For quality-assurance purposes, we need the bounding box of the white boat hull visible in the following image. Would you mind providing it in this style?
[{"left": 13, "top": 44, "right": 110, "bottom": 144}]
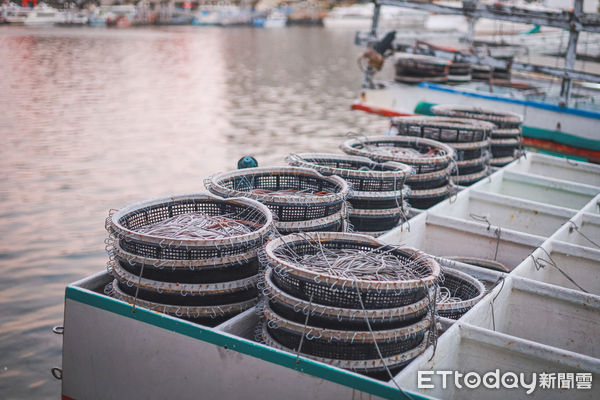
[{"left": 356, "top": 81, "right": 600, "bottom": 158}]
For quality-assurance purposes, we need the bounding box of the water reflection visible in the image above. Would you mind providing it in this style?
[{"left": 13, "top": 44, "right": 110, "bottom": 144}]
[{"left": 0, "top": 25, "right": 388, "bottom": 399}]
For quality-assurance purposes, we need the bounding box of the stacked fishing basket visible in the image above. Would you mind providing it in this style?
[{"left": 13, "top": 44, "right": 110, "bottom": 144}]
[
  {"left": 340, "top": 136, "right": 456, "bottom": 209},
  {"left": 104, "top": 193, "right": 274, "bottom": 326},
  {"left": 431, "top": 105, "right": 524, "bottom": 167},
  {"left": 394, "top": 53, "right": 450, "bottom": 83},
  {"left": 390, "top": 116, "right": 495, "bottom": 187},
  {"left": 205, "top": 167, "right": 350, "bottom": 234},
  {"left": 285, "top": 153, "right": 414, "bottom": 236},
  {"left": 256, "top": 232, "right": 441, "bottom": 379}
]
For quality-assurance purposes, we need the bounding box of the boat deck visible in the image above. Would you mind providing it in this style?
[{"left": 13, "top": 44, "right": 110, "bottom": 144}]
[{"left": 61, "top": 153, "right": 600, "bottom": 399}]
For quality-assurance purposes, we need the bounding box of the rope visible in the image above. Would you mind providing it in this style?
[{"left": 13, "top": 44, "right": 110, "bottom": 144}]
[
  {"left": 356, "top": 286, "right": 415, "bottom": 400},
  {"left": 530, "top": 248, "right": 588, "bottom": 293},
  {"left": 296, "top": 293, "right": 314, "bottom": 365},
  {"left": 569, "top": 221, "right": 600, "bottom": 249}
]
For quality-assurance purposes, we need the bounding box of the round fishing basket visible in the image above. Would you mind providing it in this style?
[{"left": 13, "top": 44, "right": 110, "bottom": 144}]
[
  {"left": 430, "top": 105, "right": 523, "bottom": 130},
  {"left": 436, "top": 268, "right": 486, "bottom": 320},
  {"left": 261, "top": 301, "right": 430, "bottom": 360},
  {"left": 260, "top": 323, "right": 427, "bottom": 379},
  {"left": 108, "top": 280, "right": 255, "bottom": 327},
  {"left": 205, "top": 167, "right": 350, "bottom": 234},
  {"left": 106, "top": 194, "right": 274, "bottom": 261},
  {"left": 395, "top": 53, "right": 450, "bottom": 83},
  {"left": 263, "top": 232, "right": 441, "bottom": 309},
  {"left": 390, "top": 116, "right": 494, "bottom": 143},
  {"left": 285, "top": 153, "right": 414, "bottom": 210},
  {"left": 341, "top": 136, "right": 456, "bottom": 175},
  {"left": 261, "top": 268, "right": 431, "bottom": 330}
]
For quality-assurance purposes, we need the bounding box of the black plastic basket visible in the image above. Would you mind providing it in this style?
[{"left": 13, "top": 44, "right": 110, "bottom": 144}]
[
  {"left": 285, "top": 153, "right": 413, "bottom": 211},
  {"left": 106, "top": 194, "right": 273, "bottom": 261},
  {"left": 264, "top": 232, "right": 440, "bottom": 309},
  {"left": 390, "top": 116, "right": 494, "bottom": 143},
  {"left": 206, "top": 167, "right": 349, "bottom": 233},
  {"left": 395, "top": 53, "right": 449, "bottom": 81},
  {"left": 341, "top": 136, "right": 456, "bottom": 174},
  {"left": 262, "top": 268, "right": 431, "bottom": 330},
  {"left": 431, "top": 105, "right": 523, "bottom": 130},
  {"left": 262, "top": 302, "right": 430, "bottom": 360}
]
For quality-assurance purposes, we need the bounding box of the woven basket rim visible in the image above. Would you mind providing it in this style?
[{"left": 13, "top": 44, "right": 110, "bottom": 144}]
[
  {"left": 431, "top": 105, "right": 523, "bottom": 125},
  {"left": 263, "top": 301, "right": 430, "bottom": 342},
  {"left": 206, "top": 166, "right": 350, "bottom": 205},
  {"left": 348, "top": 207, "right": 407, "bottom": 217},
  {"left": 349, "top": 186, "right": 411, "bottom": 200},
  {"left": 264, "top": 268, "right": 431, "bottom": 319},
  {"left": 408, "top": 184, "right": 452, "bottom": 197},
  {"left": 395, "top": 52, "right": 451, "bottom": 65},
  {"left": 110, "top": 260, "right": 258, "bottom": 294},
  {"left": 341, "top": 136, "right": 456, "bottom": 166},
  {"left": 285, "top": 152, "right": 415, "bottom": 180},
  {"left": 451, "top": 139, "right": 491, "bottom": 150},
  {"left": 261, "top": 323, "right": 428, "bottom": 370},
  {"left": 108, "top": 193, "right": 273, "bottom": 247},
  {"left": 452, "top": 167, "right": 489, "bottom": 183},
  {"left": 391, "top": 116, "right": 496, "bottom": 133},
  {"left": 264, "top": 232, "right": 441, "bottom": 290},
  {"left": 111, "top": 279, "right": 257, "bottom": 316},
  {"left": 455, "top": 154, "right": 489, "bottom": 168},
  {"left": 407, "top": 164, "right": 452, "bottom": 182},
  {"left": 274, "top": 209, "right": 346, "bottom": 230},
  {"left": 112, "top": 240, "right": 259, "bottom": 268}
]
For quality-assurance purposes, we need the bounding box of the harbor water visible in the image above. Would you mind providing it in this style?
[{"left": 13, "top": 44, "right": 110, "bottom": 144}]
[{"left": 0, "top": 25, "right": 389, "bottom": 399}]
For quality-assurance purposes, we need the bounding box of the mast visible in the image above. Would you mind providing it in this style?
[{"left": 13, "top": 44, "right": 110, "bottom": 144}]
[{"left": 560, "top": 0, "right": 583, "bottom": 105}]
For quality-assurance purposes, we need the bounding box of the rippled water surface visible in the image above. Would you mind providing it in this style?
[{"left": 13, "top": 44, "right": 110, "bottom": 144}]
[{"left": 0, "top": 25, "right": 389, "bottom": 399}]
